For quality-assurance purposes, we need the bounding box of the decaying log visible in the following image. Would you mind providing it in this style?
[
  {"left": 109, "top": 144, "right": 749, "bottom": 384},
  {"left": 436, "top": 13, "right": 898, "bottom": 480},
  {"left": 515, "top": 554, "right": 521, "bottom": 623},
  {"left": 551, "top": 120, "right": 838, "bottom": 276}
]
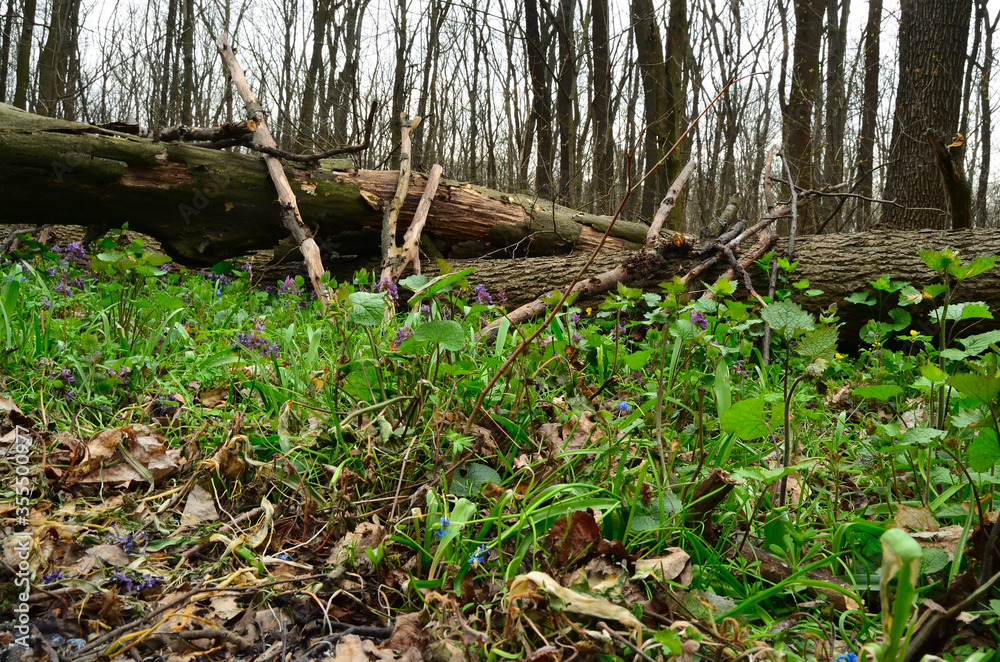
[
  {"left": 380, "top": 115, "right": 419, "bottom": 281},
  {"left": 0, "top": 104, "right": 646, "bottom": 266}
]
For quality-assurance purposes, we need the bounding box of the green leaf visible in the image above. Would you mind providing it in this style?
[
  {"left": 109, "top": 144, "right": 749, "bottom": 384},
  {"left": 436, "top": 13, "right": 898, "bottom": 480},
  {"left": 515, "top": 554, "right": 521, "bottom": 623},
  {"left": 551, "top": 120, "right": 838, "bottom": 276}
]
[
  {"left": 947, "top": 373, "right": 1000, "bottom": 405},
  {"left": 720, "top": 398, "right": 769, "bottom": 440},
  {"left": 960, "top": 330, "right": 1000, "bottom": 356},
  {"left": 967, "top": 429, "right": 1000, "bottom": 472},
  {"left": 897, "top": 285, "right": 922, "bottom": 306},
  {"left": 920, "top": 247, "right": 959, "bottom": 272},
  {"left": 920, "top": 363, "right": 948, "bottom": 382},
  {"left": 923, "top": 283, "right": 948, "bottom": 299},
  {"left": 846, "top": 291, "right": 875, "bottom": 306},
  {"left": 760, "top": 299, "right": 814, "bottom": 336},
  {"left": 885, "top": 307, "right": 912, "bottom": 331},
  {"left": 450, "top": 462, "right": 503, "bottom": 497},
  {"left": 948, "top": 255, "right": 996, "bottom": 281},
  {"left": 415, "top": 320, "right": 466, "bottom": 351},
  {"left": 624, "top": 349, "right": 655, "bottom": 371},
  {"left": 852, "top": 384, "right": 904, "bottom": 401},
  {"left": 346, "top": 291, "right": 386, "bottom": 326},
  {"left": 931, "top": 301, "right": 994, "bottom": 323},
  {"left": 653, "top": 629, "right": 683, "bottom": 655},
  {"left": 899, "top": 427, "right": 945, "bottom": 446},
  {"left": 399, "top": 274, "right": 429, "bottom": 290},
  {"left": 795, "top": 325, "right": 838, "bottom": 361}
]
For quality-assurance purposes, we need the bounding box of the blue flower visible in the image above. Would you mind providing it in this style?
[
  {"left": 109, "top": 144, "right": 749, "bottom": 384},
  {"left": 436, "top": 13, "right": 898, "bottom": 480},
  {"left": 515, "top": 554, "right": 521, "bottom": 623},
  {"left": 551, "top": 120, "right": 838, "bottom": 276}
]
[
  {"left": 467, "top": 544, "right": 488, "bottom": 565},
  {"left": 434, "top": 517, "right": 451, "bottom": 537},
  {"left": 832, "top": 654, "right": 857, "bottom": 662},
  {"left": 615, "top": 401, "right": 632, "bottom": 414}
]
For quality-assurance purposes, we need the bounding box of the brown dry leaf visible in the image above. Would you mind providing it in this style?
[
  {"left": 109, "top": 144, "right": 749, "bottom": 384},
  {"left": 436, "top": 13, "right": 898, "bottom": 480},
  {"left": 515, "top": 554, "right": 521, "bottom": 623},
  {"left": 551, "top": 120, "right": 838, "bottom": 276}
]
[
  {"left": 384, "top": 612, "right": 427, "bottom": 655},
  {"left": 508, "top": 571, "right": 642, "bottom": 633},
  {"left": 823, "top": 385, "right": 853, "bottom": 411},
  {"left": 633, "top": 548, "right": 692, "bottom": 586},
  {"left": 909, "top": 524, "right": 964, "bottom": 558},
  {"left": 198, "top": 386, "right": 228, "bottom": 408},
  {"left": 545, "top": 510, "right": 601, "bottom": 569},
  {"left": 327, "top": 521, "right": 385, "bottom": 573},
  {"left": 72, "top": 425, "right": 184, "bottom": 488},
  {"left": 0, "top": 394, "right": 22, "bottom": 413},
  {"left": 86, "top": 543, "right": 131, "bottom": 567},
  {"left": 894, "top": 505, "right": 940, "bottom": 532},
  {"left": 180, "top": 482, "right": 218, "bottom": 527},
  {"left": 207, "top": 595, "right": 242, "bottom": 620}
]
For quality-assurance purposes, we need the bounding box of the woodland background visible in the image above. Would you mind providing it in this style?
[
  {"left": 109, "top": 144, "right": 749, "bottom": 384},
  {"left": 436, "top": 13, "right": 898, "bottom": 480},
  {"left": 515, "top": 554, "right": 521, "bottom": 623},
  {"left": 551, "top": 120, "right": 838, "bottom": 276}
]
[{"left": 0, "top": 0, "right": 997, "bottom": 234}]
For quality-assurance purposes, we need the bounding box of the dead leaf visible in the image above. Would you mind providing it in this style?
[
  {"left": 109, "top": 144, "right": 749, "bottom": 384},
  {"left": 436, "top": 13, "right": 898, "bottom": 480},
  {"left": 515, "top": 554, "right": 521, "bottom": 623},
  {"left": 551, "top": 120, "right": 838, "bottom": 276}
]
[
  {"left": 180, "top": 482, "right": 217, "bottom": 527},
  {"left": 633, "top": 548, "right": 692, "bottom": 586},
  {"left": 894, "top": 505, "right": 939, "bottom": 532},
  {"left": 86, "top": 544, "right": 131, "bottom": 567},
  {"left": 545, "top": 510, "right": 601, "bottom": 569},
  {"left": 508, "top": 571, "right": 642, "bottom": 633}
]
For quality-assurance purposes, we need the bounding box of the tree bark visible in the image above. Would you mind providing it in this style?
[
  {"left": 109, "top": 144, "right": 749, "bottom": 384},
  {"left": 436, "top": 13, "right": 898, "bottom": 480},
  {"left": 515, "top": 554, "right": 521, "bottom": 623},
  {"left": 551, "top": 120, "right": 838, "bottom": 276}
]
[
  {"left": 856, "top": 0, "right": 881, "bottom": 228},
  {"left": 591, "top": 0, "right": 613, "bottom": 215},
  {"left": 525, "top": 0, "right": 554, "bottom": 200},
  {"left": 0, "top": 0, "right": 15, "bottom": 103},
  {"left": 881, "top": 0, "right": 973, "bottom": 230},
  {"left": 12, "top": 0, "right": 34, "bottom": 110},
  {"left": 781, "top": 0, "right": 823, "bottom": 234}
]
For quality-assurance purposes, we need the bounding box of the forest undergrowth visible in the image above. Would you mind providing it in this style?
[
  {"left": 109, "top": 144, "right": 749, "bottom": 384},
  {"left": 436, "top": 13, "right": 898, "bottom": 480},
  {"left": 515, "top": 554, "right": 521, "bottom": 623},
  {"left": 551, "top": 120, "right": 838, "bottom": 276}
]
[{"left": 1, "top": 228, "right": 1000, "bottom": 662}]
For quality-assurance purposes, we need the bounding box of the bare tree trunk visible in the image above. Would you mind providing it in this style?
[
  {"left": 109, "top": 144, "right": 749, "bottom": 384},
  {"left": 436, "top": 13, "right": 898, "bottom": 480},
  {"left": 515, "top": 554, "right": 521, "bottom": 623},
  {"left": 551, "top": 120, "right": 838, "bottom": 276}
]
[
  {"left": 823, "top": 0, "right": 850, "bottom": 227},
  {"left": 975, "top": 4, "right": 997, "bottom": 228},
  {"left": 180, "top": 0, "right": 194, "bottom": 126},
  {"left": 554, "top": 0, "right": 575, "bottom": 206},
  {"left": 525, "top": 0, "right": 554, "bottom": 199},
  {"left": 467, "top": 3, "right": 480, "bottom": 182},
  {"left": 390, "top": 0, "right": 408, "bottom": 168},
  {"left": 781, "top": 0, "right": 823, "bottom": 233},
  {"left": 37, "top": 0, "right": 78, "bottom": 117},
  {"left": 412, "top": 0, "right": 449, "bottom": 170},
  {"left": 298, "top": 0, "right": 332, "bottom": 152},
  {"left": 856, "top": 0, "right": 881, "bottom": 228},
  {"left": 881, "top": 0, "right": 973, "bottom": 230},
  {"left": 631, "top": 0, "right": 686, "bottom": 224},
  {"left": 591, "top": 0, "right": 613, "bottom": 214},
  {"left": 12, "top": 0, "right": 34, "bottom": 110},
  {"left": 0, "top": 0, "right": 15, "bottom": 103}
]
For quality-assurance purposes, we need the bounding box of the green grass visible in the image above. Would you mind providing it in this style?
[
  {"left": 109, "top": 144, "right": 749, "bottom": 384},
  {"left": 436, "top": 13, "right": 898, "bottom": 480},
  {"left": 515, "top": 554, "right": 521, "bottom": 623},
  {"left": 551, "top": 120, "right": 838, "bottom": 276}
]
[{"left": 1, "top": 232, "right": 999, "bottom": 661}]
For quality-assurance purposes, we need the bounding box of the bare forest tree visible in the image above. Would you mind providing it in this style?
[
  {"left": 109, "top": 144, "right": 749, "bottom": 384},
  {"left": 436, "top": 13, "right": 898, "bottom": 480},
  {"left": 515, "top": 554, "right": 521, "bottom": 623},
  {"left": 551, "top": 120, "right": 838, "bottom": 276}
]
[{"left": 0, "top": 0, "right": 997, "bottom": 236}]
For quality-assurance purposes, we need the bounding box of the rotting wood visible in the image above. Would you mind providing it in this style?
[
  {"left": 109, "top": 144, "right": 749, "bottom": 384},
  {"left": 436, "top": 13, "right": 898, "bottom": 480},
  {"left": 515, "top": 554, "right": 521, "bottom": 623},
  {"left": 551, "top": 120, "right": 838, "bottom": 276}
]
[{"left": 215, "top": 34, "right": 329, "bottom": 305}]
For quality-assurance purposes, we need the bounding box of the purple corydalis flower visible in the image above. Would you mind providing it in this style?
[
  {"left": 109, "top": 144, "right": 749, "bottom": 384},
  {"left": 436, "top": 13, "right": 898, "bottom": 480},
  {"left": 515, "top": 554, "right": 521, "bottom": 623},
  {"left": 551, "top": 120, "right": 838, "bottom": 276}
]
[
  {"left": 279, "top": 275, "right": 301, "bottom": 296},
  {"left": 689, "top": 310, "right": 709, "bottom": 330},
  {"left": 474, "top": 284, "right": 492, "bottom": 305},
  {"left": 420, "top": 304, "right": 432, "bottom": 320},
  {"left": 107, "top": 366, "right": 131, "bottom": 388},
  {"left": 394, "top": 325, "right": 414, "bottom": 347},
  {"left": 52, "top": 368, "right": 75, "bottom": 385},
  {"left": 53, "top": 282, "right": 72, "bottom": 296},
  {"left": 569, "top": 312, "right": 581, "bottom": 323},
  {"left": 234, "top": 318, "right": 280, "bottom": 358},
  {"left": 497, "top": 288, "right": 507, "bottom": 304},
  {"left": 376, "top": 279, "right": 398, "bottom": 301}
]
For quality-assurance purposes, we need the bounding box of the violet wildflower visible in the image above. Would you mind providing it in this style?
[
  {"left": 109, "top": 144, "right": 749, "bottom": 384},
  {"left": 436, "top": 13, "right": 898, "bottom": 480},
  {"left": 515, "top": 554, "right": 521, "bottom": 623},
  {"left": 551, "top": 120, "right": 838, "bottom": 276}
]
[
  {"left": 64, "top": 241, "right": 88, "bottom": 266},
  {"left": 420, "top": 303, "right": 432, "bottom": 320},
  {"left": 689, "top": 310, "right": 709, "bottom": 330},
  {"left": 106, "top": 529, "right": 147, "bottom": 554},
  {"left": 279, "top": 275, "right": 301, "bottom": 296},
  {"left": 497, "top": 288, "right": 507, "bottom": 304},
  {"left": 733, "top": 360, "right": 749, "bottom": 377},
  {"left": 45, "top": 265, "right": 58, "bottom": 277},
  {"left": 64, "top": 389, "right": 75, "bottom": 403},
  {"left": 234, "top": 318, "right": 280, "bottom": 358},
  {"left": 571, "top": 332, "right": 583, "bottom": 343},
  {"left": 630, "top": 369, "right": 645, "bottom": 386},
  {"left": 40, "top": 570, "right": 65, "bottom": 585},
  {"left": 376, "top": 278, "right": 398, "bottom": 301},
  {"left": 41, "top": 297, "right": 50, "bottom": 310},
  {"left": 51, "top": 368, "right": 75, "bottom": 387},
  {"left": 474, "top": 284, "right": 492, "bottom": 305},
  {"left": 110, "top": 568, "right": 162, "bottom": 594},
  {"left": 107, "top": 366, "right": 131, "bottom": 388},
  {"left": 393, "top": 325, "right": 414, "bottom": 348},
  {"left": 569, "top": 311, "right": 581, "bottom": 323},
  {"left": 68, "top": 276, "right": 85, "bottom": 291},
  {"left": 53, "top": 281, "right": 72, "bottom": 296}
]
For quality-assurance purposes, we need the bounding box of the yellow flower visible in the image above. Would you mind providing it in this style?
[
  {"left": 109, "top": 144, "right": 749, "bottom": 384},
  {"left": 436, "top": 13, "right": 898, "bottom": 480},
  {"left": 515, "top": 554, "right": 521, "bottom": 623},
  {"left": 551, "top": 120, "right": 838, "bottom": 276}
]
[
  {"left": 586, "top": 307, "right": 592, "bottom": 315},
  {"left": 835, "top": 352, "right": 844, "bottom": 360},
  {"left": 910, "top": 329, "right": 918, "bottom": 336}
]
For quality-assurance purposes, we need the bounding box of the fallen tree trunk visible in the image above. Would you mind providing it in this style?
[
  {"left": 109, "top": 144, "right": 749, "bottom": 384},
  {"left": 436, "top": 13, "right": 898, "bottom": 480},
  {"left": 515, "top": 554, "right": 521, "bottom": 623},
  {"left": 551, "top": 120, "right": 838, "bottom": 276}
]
[
  {"left": 3, "top": 104, "right": 1000, "bottom": 339},
  {"left": 0, "top": 104, "right": 646, "bottom": 265}
]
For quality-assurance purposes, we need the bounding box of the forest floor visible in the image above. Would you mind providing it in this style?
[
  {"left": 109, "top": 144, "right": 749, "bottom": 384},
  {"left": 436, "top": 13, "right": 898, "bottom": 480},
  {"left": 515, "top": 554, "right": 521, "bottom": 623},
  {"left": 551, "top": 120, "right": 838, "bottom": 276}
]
[{"left": 1, "top": 228, "right": 999, "bottom": 662}]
